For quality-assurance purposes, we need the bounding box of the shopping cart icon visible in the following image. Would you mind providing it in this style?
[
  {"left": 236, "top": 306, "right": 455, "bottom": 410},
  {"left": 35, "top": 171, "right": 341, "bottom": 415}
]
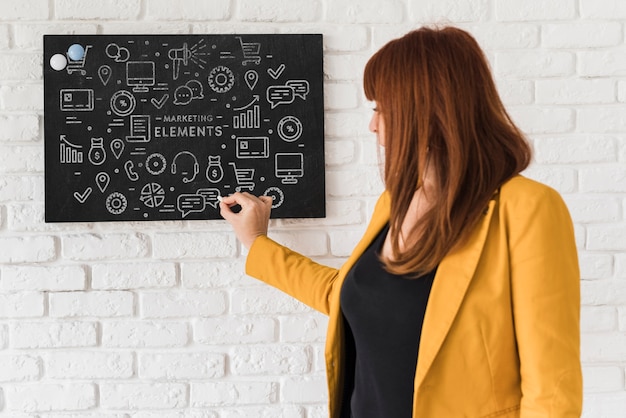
[
  {"left": 230, "top": 162, "right": 255, "bottom": 192},
  {"left": 237, "top": 37, "right": 261, "bottom": 66},
  {"left": 66, "top": 45, "right": 91, "bottom": 76}
]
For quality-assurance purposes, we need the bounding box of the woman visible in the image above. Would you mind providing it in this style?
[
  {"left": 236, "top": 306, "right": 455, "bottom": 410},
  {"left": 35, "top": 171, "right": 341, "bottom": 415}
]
[{"left": 220, "top": 26, "right": 582, "bottom": 418}]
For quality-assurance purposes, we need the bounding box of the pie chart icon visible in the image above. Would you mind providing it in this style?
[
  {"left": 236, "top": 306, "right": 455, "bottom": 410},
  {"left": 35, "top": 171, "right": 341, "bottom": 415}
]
[{"left": 140, "top": 182, "right": 165, "bottom": 208}]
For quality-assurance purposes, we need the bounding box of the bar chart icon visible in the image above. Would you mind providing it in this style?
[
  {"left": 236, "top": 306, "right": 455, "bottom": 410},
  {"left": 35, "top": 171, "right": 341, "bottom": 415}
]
[
  {"left": 59, "top": 135, "right": 83, "bottom": 163},
  {"left": 233, "top": 96, "right": 260, "bottom": 129}
]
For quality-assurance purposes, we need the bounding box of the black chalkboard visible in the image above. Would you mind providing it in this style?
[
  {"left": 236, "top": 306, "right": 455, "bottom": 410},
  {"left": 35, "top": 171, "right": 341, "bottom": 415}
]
[{"left": 43, "top": 34, "right": 324, "bottom": 222}]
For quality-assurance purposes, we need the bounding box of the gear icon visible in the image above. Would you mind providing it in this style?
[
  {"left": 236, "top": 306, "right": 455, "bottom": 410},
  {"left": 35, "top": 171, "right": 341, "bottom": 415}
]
[
  {"left": 263, "top": 187, "right": 285, "bottom": 209},
  {"left": 105, "top": 192, "right": 127, "bottom": 215},
  {"left": 145, "top": 153, "right": 167, "bottom": 175},
  {"left": 208, "top": 65, "right": 235, "bottom": 93}
]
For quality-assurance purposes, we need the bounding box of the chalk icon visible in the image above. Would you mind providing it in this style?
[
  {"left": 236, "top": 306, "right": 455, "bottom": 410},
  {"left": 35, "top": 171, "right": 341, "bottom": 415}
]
[
  {"left": 145, "top": 153, "right": 167, "bottom": 175},
  {"left": 66, "top": 45, "right": 91, "bottom": 75},
  {"left": 267, "top": 63, "right": 286, "bottom": 80},
  {"left": 277, "top": 115, "right": 302, "bottom": 142},
  {"left": 74, "top": 187, "right": 93, "bottom": 204},
  {"left": 98, "top": 65, "right": 112, "bottom": 86},
  {"left": 106, "top": 43, "right": 130, "bottom": 63},
  {"left": 110, "top": 138, "right": 125, "bottom": 159},
  {"left": 60, "top": 89, "right": 94, "bottom": 111},
  {"left": 168, "top": 39, "right": 208, "bottom": 80},
  {"left": 171, "top": 151, "right": 199, "bottom": 183},
  {"left": 95, "top": 172, "right": 110, "bottom": 193},
  {"left": 139, "top": 183, "right": 166, "bottom": 208},
  {"left": 124, "top": 160, "right": 139, "bottom": 181},
  {"left": 59, "top": 135, "right": 83, "bottom": 163},
  {"left": 275, "top": 153, "right": 304, "bottom": 184},
  {"left": 126, "top": 61, "right": 155, "bottom": 93},
  {"left": 110, "top": 90, "right": 136, "bottom": 117},
  {"left": 105, "top": 192, "right": 128, "bottom": 215},
  {"left": 196, "top": 188, "right": 221, "bottom": 209},
  {"left": 208, "top": 65, "right": 235, "bottom": 93},
  {"left": 230, "top": 162, "right": 255, "bottom": 192},
  {"left": 151, "top": 94, "right": 169, "bottom": 109},
  {"left": 206, "top": 155, "right": 224, "bottom": 183},
  {"left": 237, "top": 37, "right": 261, "bottom": 66},
  {"left": 236, "top": 136, "right": 269, "bottom": 159},
  {"left": 263, "top": 186, "right": 285, "bottom": 209},
  {"left": 126, "top": 115, "right": 151, "bottom": 142},
  {"left": 244, "top": 70, "right": 259, "bottom": 90},
  {"left": 88, "top": 137, "right": 106, "bottom": 166},
  {"left": 233, "top": 95, "right": 260, "bottom": 129}
]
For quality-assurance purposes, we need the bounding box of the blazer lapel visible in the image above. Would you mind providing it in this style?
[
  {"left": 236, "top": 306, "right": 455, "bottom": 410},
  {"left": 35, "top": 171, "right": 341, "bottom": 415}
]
[{"left": 414, "top": 197, "right": 497, "bottom": 386}]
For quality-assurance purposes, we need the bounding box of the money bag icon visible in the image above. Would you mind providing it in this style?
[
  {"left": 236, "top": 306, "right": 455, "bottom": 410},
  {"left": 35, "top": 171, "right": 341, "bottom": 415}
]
[
  {"left": 88, "top": 137, "right": 106, "bottom": 165},
  {"left": 206, "top": 155, "right": 224, "bottom": 183}
]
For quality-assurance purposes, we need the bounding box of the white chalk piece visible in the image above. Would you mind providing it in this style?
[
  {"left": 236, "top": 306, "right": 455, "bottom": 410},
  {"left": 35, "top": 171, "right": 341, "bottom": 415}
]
[
  {"left": 50, "top": 53, "right": 67, "bottom": 71},
  {"left": 217, "top": 195, "right": 224, "bottom": 202},
  {"left": 67, "top": 44, "right": 85, "bottom": 61}
]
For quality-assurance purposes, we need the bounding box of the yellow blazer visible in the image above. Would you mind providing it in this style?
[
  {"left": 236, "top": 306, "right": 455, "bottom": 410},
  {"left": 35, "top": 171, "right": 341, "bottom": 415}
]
[{"left": 246, "top": 175, "right": 582, "bottom": 417}]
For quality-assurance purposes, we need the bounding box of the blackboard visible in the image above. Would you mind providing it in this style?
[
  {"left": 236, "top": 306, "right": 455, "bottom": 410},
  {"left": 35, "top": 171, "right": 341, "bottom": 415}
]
[{"left": 43, "top": 34, "right": 325, "bottom": 222}]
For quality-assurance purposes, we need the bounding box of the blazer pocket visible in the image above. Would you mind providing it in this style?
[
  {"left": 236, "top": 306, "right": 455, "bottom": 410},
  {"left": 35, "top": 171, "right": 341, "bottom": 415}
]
[{"left": 480, "top": 404, "right": 520, "bottom": 418}]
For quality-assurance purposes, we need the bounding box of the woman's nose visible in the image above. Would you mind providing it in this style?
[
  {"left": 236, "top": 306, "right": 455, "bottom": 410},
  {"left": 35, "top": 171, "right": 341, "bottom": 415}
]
[{"left": 369, "top": 113, "right": 378, "bottom": 133}]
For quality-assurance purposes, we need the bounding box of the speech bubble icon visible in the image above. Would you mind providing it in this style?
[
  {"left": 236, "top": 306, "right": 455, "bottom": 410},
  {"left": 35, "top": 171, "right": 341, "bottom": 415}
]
[
  {"left": 186, "top": 80, "right": 204, "bottom": 100},
  {"left": 196, "top": 188, "right": 221, "bottom": 209},
  {"left": 173, "top": 85, "right": 193, "bottom": 106},
  {"left": 177, "top": 194, "right": 205, "bottom": 218},
  {"left": 286, "top": 80, "right": 310, "bottom": 100},
  {"left": 267, "top": 86, "right": 295, "bottom": 109}
]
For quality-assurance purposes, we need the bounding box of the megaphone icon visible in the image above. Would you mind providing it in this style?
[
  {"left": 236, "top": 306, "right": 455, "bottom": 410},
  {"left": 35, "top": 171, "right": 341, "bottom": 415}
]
[{"left": 168, "top": 43, "right": 191, "bottom": 80}]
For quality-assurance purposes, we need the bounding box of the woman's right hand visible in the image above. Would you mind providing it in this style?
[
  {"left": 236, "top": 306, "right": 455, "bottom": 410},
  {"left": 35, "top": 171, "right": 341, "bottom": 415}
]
[{"left": 219, "top": 192, "right": 273, "bottom": 249}]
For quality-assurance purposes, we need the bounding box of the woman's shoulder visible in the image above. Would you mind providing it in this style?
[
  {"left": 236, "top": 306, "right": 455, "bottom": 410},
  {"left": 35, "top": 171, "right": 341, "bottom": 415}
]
[{"left": 498, "top": 174, "right": 569, "bottom": 215}]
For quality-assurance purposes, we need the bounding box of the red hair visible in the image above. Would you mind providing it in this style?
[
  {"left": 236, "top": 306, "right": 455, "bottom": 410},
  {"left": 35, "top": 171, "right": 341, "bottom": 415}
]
[{"left": 363, "top": 26, "right": 531, "bottom": 276}]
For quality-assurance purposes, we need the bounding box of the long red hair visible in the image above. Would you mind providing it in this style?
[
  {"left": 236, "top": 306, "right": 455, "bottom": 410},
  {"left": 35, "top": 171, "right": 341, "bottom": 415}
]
[{"left": 363, "top": 26, "right": 531, "bottom": 277}]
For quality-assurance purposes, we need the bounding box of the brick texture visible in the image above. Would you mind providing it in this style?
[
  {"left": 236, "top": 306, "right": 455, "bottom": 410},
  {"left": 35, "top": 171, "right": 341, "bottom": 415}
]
[{"left": 0, "top": 1, "right": 624, "bottom": 416}]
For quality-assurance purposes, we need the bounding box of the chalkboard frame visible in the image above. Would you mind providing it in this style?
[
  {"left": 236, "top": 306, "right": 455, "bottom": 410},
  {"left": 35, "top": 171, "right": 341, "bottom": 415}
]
[{"left": 43, "top": 34, "right": 325, "bottom": 222}]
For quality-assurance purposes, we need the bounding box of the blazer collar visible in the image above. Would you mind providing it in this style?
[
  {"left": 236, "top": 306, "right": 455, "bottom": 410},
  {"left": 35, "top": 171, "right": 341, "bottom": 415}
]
[{"left": 415, "top": 197, "right": 497, "bottom": 385}]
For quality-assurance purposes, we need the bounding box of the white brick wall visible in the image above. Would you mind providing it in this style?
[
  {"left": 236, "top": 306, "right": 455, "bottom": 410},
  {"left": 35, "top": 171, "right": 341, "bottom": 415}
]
[{"left": 0, "top": 0, "right": 624, "bottom": 416}]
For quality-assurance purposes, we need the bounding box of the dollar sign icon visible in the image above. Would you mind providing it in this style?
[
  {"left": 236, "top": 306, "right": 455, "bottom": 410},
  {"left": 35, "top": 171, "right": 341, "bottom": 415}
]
[
  {"left": 88, "top": 137, "right": 106, "bottom": 166},
  {"left": 206, "top": 156, "right": 224, "bottom": 183}
]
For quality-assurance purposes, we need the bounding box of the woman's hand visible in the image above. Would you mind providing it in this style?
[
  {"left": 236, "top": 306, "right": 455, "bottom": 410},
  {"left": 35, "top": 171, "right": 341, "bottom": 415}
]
[{"left": 219, "top": 192, "right": 273, "bottom": 249}]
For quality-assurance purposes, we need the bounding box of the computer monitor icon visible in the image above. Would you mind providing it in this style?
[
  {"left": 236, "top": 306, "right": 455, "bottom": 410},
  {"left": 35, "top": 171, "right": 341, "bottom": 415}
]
[
  {"left": 126, "top": 61, "right": 155, "bottom": 93},
  {"left": 275, "top": 153, "right": 304, "bottom": 185}
]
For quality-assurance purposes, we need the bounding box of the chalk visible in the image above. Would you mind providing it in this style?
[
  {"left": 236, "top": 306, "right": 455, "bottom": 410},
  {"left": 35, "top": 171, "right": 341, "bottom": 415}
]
[{"left": 217, "top": 195, "right": 223, "bottom": 202}]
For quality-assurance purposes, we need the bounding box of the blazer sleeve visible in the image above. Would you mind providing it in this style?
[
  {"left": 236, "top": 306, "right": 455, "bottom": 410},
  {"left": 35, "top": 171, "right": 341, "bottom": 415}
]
[
  {"left": 504, "top": 182, "right": 582, "bottom": 417},
  {"left": 245, "top": 235, "right": 340, "bottom": 315}
]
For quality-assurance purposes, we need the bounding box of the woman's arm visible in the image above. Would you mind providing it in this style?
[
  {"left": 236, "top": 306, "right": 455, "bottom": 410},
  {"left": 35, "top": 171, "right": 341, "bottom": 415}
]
[
  {"left": 219, "top": 192, "right": 340, "bottom": 315},
  {"left": 505, "top": 182, "right": 582, "bottom": 416}
]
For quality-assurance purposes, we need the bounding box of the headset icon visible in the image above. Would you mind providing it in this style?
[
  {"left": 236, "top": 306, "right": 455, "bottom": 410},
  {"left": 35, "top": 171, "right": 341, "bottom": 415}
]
[{"left": 171, "top": 151, "right": 199, "bottom": 183}]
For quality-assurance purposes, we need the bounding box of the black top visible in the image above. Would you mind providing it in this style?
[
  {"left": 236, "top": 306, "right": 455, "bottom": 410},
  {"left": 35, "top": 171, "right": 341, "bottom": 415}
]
[{"left": 339, "top": 224, "right": 436, "bottom": 418}]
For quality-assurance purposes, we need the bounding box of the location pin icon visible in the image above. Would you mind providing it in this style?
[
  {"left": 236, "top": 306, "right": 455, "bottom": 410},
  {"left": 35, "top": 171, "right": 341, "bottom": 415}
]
[
  {"left": 244, "top": 70, "right": 258, "bottom": 90},
  {"left": 110, "top": 138, "right": 125, "bottom": 159},
  {"left": 98, "top": 65, "right": 112, "bottom": 86},
  {"left": 95, "top": 172, "right": 110, "bottom": 193}
]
